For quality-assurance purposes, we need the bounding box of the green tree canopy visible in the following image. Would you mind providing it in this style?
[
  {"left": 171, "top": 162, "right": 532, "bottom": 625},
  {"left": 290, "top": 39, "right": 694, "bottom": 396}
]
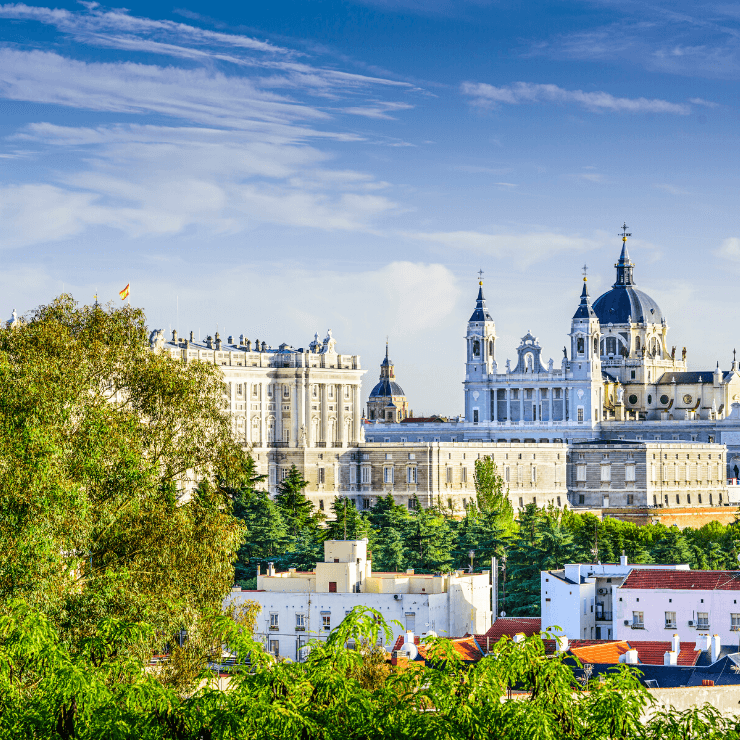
[
  {"left": 274, "top": 464, "right": 323, "bottom": 536},
  {"left": 0, "top": 296, "right": 246, "bottom": 643}
]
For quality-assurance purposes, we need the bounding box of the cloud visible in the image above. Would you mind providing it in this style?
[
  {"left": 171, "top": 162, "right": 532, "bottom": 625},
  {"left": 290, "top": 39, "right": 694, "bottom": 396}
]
[
  {"left": 654, "top": 183, "right": 693, "bottom": 196},
  {"left": 715, "top": 237, "right": 740, "bottom": 262},
  {"left": 688, "top": 97, "right": 719, "bottom": 107},
  {"left": 401, "top": 229, "right": 605, "bottom": 268},
  {"left": 461, "top": 81, "right": 691, "bottom": 114},
  {"left": 343, "top": 101, "right": 415, "bottom": 119}
]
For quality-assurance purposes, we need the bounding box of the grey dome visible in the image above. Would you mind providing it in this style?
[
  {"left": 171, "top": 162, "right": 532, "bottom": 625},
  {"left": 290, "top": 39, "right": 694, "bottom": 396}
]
[
  {"left": 369, "top": 379, "right": 405, "bottom": 397},
  {"left": 593, "top": 239, "right": 664, "bottom": 325},
  {"left": 593, "top": 286, "right": 663, "bottom": 325}
]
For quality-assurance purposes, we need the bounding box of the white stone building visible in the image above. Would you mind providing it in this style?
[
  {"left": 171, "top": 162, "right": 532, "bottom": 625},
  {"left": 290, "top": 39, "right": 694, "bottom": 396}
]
[
  {"left": 226, "top": 539, "right": 492, "bottom": 661},
  {"left": 542, "top": 558, "right": 689, "bottom": 641},
  {"left": 613, "top": 569, "right": 740, "bottom": 647}
]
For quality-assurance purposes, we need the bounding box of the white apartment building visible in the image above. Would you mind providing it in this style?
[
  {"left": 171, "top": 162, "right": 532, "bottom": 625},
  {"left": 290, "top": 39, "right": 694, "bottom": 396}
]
[
  {"left": 613, "top": 569, "right": 740, "bottom": 647},
  {"left": 542, "top": 558, "right": 689, "bottom": 641},
  {"left": 226, "top": 539, "right": 492, "bottom": 661}
]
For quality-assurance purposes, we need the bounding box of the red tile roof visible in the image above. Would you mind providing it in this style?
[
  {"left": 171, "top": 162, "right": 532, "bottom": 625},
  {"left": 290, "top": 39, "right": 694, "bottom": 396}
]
[
  {"left": 472, "top": 617, "right": 542, "bottom": 649},
  {"left": 567, "top": 639, "right": 700, "bottom": 667},
  {"left": 621, "top": 569, "right": 740, "bottom": 591},
  {"left": 391, "top": 635, "right": 483, "bottom": 662},
  {"left": 570, "top": 641, "right": 631, "bottom": 664}
]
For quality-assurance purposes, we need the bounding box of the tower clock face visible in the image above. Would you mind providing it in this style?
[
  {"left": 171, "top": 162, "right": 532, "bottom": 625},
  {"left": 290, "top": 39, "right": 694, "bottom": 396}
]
[{"left": 683, "top": 394, "right": 692, "bottom": 404}]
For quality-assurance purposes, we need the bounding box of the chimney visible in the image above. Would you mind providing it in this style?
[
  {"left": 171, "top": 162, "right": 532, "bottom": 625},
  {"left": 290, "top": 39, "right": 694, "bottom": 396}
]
[
  {"left": 405, "top": 630, "right": 414, "bottom": 645},
  {"left": 556, "top": 634, "right": 569, "bottom": 653},
  {"left": 700, "top": 633, "right": 712, "bottom": 651},
  {"left": 189, "top": 330, "right": 194, "bottom": 342},
  {"left": 664, "top": 651, "right": 678, "bottom": 666},
  {"left": 256, "top": 563, "right": 261, "bottom": 577},
  {"left": 619, "top": 551, "right": 628, "bottom": 567},
  {"left": 711, "top": 634, "right": 721, "bottom": 663},
  {"left": 672, "top": 634, "right": 680, "bottom": 654},
  {"left": 267, "top": 561, "right": 275, "bottom": 577},
  {"left": 623, "top": 649, "right": 639, "bottom": 664}
]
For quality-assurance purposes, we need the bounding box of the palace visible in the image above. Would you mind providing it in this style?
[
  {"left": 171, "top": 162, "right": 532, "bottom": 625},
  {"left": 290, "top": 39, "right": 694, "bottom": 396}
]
[{"left": 150, "top": 225, "right": 740, "bottom": 515}]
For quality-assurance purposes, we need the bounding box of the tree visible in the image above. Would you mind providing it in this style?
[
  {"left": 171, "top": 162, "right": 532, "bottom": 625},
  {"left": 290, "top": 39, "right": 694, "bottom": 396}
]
[
  {"left": 324, "top": 497, "right": 371, "bottom": 541},
  {"left": 407, "top": 500, "right": 454, "bottom": 573},
  {"left": 650, "top": 527, "right": 693, "bottom": 565},
  {"left": 273, "top": 465, "right": 322, "bottom": 536},
  {"left": 0, "top": 296, "right": 246, "bottom": 644},
  {"left": 474, "top": 456, "right": 514, "bottom": 522},
  {"left": 372, "top": 527, "right": 409, "bottom": 572}
]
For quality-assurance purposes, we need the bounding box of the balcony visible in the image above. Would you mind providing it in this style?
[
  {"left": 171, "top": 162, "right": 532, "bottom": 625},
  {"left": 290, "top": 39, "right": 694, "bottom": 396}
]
[
  {"left": 630, "top": 623, "right": 645, "bottom": 630},
  {"left": 595, "top": 611, "right": 613, "bottom": 622}
]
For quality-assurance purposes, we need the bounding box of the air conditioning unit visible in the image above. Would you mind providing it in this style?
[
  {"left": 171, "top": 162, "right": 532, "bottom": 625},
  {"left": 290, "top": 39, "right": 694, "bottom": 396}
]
[
  {"left": 394, "top": 594, "right": 402, "bottom": 601},
  {"left": 688, "top": 620, "right": 694, "bottom": 627},
  {"left": 597, "top": 588, "right": 608, "bottom": 595}
]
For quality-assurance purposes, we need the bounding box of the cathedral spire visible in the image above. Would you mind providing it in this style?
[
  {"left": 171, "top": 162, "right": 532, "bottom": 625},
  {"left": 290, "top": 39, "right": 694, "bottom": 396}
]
[
  {"left": 469, "top": 271, "right": 494, "bottom": 322},
  {"left": 573, "top": 272, "right": 596, "bottom": 319},
  {"left": 614, "top": 222, "right": 635, "bottom": 287}
]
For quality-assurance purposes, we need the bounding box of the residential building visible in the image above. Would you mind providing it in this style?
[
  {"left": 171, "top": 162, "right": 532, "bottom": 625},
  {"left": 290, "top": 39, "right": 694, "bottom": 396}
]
[
  {"left": 614, "top": 569, "right": 740, "bottom": 647},
  {"left": 542, "top": 557, "right": 690, "bottom": 641},
  {"left": 225, "top": 539, "right": 492, "bottom": 661}
]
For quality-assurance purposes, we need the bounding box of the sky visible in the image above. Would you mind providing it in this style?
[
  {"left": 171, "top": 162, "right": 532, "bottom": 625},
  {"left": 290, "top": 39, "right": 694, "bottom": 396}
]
[{"left": 1, "top": 0, "right": 739, "bottom": 414}]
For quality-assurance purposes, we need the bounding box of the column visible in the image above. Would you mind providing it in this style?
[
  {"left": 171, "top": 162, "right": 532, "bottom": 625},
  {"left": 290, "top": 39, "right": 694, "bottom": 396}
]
[
  {"left": 321, "top": 383, "right": 328, "bottom": 445},
  {"left": 353, "top": 384, "right": 361, "bottom": 445},
  {"left": 274, "top": 383, "right": 282, "bottom": 443},
  {"left": 293, "top": 376, "right": 301, "bottom": 448},
  {"left": 338, "top": 384, "right": 345, "bottom": 447},
  {"left": 506, "top": 389, "right": 511, "bottom": 422},
  {"left": 492, "top": 388, "right": 498, "bottom": 422},
  {"left": 567, "top": 387, "right": 574, "bottom": 421},
  {"left": 259, "top": 383, "right": 266, "bottom": 447},
  {"left": 306, "top": 376, "right": 313, "bottom": 447},
  {"left": 549, "top": 387, "right": 553, "bottom": 423}
]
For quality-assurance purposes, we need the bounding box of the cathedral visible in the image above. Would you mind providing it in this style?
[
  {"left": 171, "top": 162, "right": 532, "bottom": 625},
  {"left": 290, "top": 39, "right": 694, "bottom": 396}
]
[{"left": 365, "top": 228, "right": 740, "bottom": 485}]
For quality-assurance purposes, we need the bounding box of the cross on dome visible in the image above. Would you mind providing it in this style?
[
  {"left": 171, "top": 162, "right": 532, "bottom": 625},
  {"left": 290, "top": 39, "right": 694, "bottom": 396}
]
[{"left": 618, "top": 222, "right": 632, "bottom": 242}]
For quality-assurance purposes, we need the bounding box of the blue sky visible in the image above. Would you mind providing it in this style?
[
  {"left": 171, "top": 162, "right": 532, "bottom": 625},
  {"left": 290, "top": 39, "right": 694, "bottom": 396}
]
[{"left": 1, "top": 0, "right": 739, "bottom": 413}]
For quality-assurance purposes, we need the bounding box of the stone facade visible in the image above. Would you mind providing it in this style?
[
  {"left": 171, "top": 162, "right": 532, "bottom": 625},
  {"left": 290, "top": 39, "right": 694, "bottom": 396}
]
[{"left": 568, "top": 441, "right": 729, "bottom": 509}]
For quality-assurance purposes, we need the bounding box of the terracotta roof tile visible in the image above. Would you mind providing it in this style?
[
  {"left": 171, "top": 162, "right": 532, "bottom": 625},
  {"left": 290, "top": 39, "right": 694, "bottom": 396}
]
[
  {"left": 621, "top": 569, "right": 740, "bottom": 591},
  {"left": 473, "top": 617, "right": 542, "bottom": 648},
  {"left": 567, "top": 639, "right": 700, "bottom": 667},
  {"left": 391, "top": 635, "right": 483, "bottom": 662},
  {"left": 570, "top": 641, "right": 631, "bottom": 664}
]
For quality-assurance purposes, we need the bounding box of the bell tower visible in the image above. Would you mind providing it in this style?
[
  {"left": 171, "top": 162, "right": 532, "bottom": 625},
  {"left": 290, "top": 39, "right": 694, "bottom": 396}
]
[{"left": 464, "top": 271, "right": 497, "bottom": 423}]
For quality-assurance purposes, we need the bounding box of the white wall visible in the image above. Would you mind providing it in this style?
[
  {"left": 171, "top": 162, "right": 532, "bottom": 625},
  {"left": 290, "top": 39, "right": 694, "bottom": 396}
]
[
  {"left": 542, "top": 571, "right": 592, "bottom": 640},
  {"left": 614, "top": 587, "right": 740, "bottom": 647}
]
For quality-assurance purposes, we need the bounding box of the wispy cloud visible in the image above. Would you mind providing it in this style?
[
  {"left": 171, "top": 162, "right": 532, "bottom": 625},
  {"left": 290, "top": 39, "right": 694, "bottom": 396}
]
[
  {"left": 688, "top": 97, "right": 719, "bottom": 107},
  {"left": 715, "top": 237, "right": 740, "bottom": 262},
  {"left": 461, "top": 81, "right": 691, "bottom": 114},
  {"left": 654, "top": 183, "right": 693, "bottom": 196},
  {"left": 343, "top": 101, "right": 415, "bottom": 119},
  {"left": 401, "top": 229, "right": 605, "bottom": 268}
]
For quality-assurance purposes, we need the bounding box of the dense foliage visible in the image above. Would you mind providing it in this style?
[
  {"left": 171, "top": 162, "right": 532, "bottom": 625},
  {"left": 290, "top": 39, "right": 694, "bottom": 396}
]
[
  {"left": 2, "top": 601, "right": 738, "bottom": 740},
  {"left": 0, "top": 297, "right": 247, "bottom": 647}
]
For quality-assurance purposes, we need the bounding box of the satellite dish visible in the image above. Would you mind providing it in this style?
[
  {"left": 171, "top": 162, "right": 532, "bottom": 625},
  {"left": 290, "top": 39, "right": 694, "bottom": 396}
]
[
  {"left": 425, "top": 630, "right": 437, "bottom": 639},
  {"left": 500, "top": 610, "right": 507, "bottom": 618}
]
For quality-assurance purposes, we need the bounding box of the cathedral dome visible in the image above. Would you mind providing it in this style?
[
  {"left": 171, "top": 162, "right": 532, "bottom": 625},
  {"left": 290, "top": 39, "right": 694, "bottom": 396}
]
[
  {"left": 593, "top": 238, "right": 664, "bottom": 325},
  {"left": 593, "top": 286, "right": 663, "bottom": 325},
  {"left": 369, "top": 379, "right": 405, "bottom": 397}
]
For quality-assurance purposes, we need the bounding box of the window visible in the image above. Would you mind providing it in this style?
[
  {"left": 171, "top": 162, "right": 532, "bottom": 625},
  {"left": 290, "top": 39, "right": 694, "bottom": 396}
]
[
  {"left": 697, "top": 612, "right": 709, "bottom": 629},
  {"left": 319, "top": 499, "right": 324, "bottom": 510},
  {"left": 270, "top": 613, "right": 279, "bottom": 631},
  {"left": 384, "top": 467, "right": 394, "bottom": 484},
  {"left": 407, "top": 467, "right": 417, "bottom": 484},
  {"left": 519, "top": 496, "right": 524, "bottom": 508},
  {"left": 408, "top": 498, "right": 417, "bottom": 509},
  {"left": 446, "top": 467, "right": 453, "bottom": 484},
  {"left": 350, "top": 467, "right": 357, "bottom": 484},
  {"left": 505, "top": 466, "right": 510, "bottom": 482},
  {"left": 461, "top": 467, "right": 468, "bottom": 483},
  {"left": 578, "top": 494, "right": 585, "bottom": 505},
  {"left": 473, "top": 409, "right": 479, "bottom": 423},
  {"left": 625, "top": 464, "right": 636, "bottom": 482},
  {"left": 627, "top": 494, "right": 634, "bottom": 505},
  {"left": 601, "top": 465, "right": 611, "bottom": 482},
  {"left": 405, "top": 613, "right": 416, "bottom": 632},
  {"left": 577, "top": 407, "right": 584, "bottom": 423},
  {"left": 531, "top": 466, "right": 537, "bottom": 483},
  {"left": 328, "top": 582, "right": 337, "bottom": 594},
  {"left": 632, "top": 611, "right": 644, "bottom": 628},
  {"left": 362, "top": 453, "right": 370, "bottom": 461},
  {"left": 361, "top": 467, "right": 371, "bottom": 484},
  {"left": 732, "top": 614, "right": 740, "bottom": 631},
  {"left": 296, "top": 613, "right": 306, "bottom": 631},
  {"left": 283, "top": 385, "right": 290, "bottom": 398},
  {"left": 269, "top": 640, "right": 279, "bottom": 656},
  {"left": 665, "top": 611, "right": 676, "bottom": 629},
  {"left": 323, "top": 615, "right": 331, "bottom": 631},
  {"left": 318, "top": 468, "right": 325, "bottom": 485},
  {"left": 576, "top": 464, "right": 587, "bottom": 482}
]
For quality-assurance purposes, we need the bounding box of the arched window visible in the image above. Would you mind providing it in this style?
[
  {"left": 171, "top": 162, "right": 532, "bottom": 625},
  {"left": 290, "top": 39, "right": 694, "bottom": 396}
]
[
  {"left": 489, "top": 340, "right": 493, "bottom": 357},
  {"left": 472, "top": 340, "right": 480, "bottom": 357},
  {"left": 635, "top": 336, "right": 641, "bottom": 351},
  {"left": 606, "top": 337, "right": 617, "bottom": 355},
  {"left": 594, "top": 336, "right": 599, "bottom": 354},
  {"left": 577, "top": 337, "right": 584, "bottom": 354}
]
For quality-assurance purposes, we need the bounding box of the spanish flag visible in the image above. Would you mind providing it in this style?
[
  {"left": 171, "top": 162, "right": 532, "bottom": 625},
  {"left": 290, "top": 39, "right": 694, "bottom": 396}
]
[{"left": 119, "top": 283, "right": 130, "bottom": 300}]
